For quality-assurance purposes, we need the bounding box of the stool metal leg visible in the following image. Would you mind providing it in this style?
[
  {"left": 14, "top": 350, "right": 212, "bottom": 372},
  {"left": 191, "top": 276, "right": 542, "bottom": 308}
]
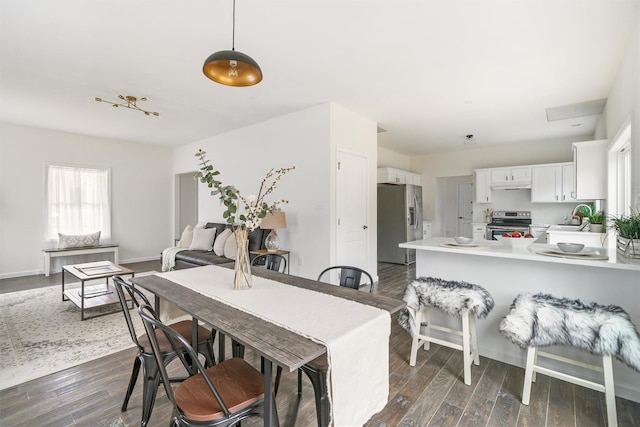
[
  {"left": 522, "top": 346, "right": 537, "bottom": 405},
  {"left": 602, "top": 355, "right": 618, "bottom": 427},
  {"left": 462, "top": 311, "right": 471, "bottom": 385}
]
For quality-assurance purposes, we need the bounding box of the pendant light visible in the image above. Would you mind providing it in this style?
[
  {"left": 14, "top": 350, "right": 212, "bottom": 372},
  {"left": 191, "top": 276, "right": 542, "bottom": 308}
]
[{"left": 203, "top": 0, "right": 262, "bottom": 87}]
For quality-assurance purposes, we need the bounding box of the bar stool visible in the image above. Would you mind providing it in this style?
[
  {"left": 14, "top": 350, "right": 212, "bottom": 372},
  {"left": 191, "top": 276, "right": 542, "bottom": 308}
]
[
  {"left": 500, "top": 293, "right": 640, "bottom": 427},
  {"left": 399, "top": 277, "right": 495, "bottom": 385}
]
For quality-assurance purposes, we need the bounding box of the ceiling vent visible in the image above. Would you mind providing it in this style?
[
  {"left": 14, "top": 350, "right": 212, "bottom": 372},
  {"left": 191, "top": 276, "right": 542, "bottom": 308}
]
[{"left": 546, "top": 98, "right": 607, "bottom": 122}]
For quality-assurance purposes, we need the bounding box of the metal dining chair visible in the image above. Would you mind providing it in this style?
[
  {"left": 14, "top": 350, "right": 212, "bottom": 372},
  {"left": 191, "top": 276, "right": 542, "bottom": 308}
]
[
  {"left": 113, "top": 276, "right": 216, "bottom": 427},
  {"left": 251, "top": 253, "right": 287, "bottom": 273},
  {"left": 137, "top": 303, "right": 279, "bottom": 427},
  {"left": 285, "top": 266, "right": 376, "bottom": 426},
  {"left": 317, "top": 265, "right": 375, "bottom": 293}
]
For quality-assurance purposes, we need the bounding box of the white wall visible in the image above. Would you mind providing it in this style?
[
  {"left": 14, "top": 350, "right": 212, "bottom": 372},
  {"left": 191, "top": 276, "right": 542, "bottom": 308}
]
[
  {"left": 601, "top": 10, "right": 640, "bottom": 209},
  {"left": 0, "top": 122, "right": 173, "bottom": 278},
  {"left": 172, "top": 102, "right": 378, "bottom": 280},
  {"left": 378, "top": 146, "right": 411, "bottom": 170}
]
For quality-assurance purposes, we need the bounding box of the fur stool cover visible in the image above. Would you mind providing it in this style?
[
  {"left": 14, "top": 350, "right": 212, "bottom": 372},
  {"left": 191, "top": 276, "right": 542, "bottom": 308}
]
[
  {"left": 500, "top": 293, "right": 640, "bottom": 372},
  {"left": 398, "top": 277, "right": 495, "bottom": 338}
]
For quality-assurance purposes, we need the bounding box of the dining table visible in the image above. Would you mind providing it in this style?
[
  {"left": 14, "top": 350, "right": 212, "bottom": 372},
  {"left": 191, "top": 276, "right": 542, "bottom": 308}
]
[{"left": 131, "top": 265, "right": 405, "bottom": 427}]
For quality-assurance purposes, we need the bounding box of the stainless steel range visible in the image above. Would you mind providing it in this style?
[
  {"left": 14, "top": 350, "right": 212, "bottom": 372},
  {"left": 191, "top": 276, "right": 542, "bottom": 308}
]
[{"left": 487, "top": 210, "right": 532, "bottom": 240}]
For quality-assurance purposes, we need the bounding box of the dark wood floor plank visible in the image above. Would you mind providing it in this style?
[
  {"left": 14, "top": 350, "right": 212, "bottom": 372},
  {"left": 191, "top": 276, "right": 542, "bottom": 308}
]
[
  {"left": 428, "top": 401, "right": 463, "bottom": 427},
  {"left": 487, "top": 365, "right": 524, "bottom": 427},
  {"left": 2, "top": 261, "right": 640, "bottom": 427},
  {"left": 403, "top": 350, "right": 466, "bottom": 426},
  {"left": 547, "top": 376, "right": 575, "bottom": 426},
  {"left": 457, "top": 358, "right": 508, "bottom": 426},
  {"left": 574, "top": 384, "right": 606, "bottom": 426},
  {"left": 440, "top": 355, "right": 490, "bottom": 409},
  {"left": 364, "top": 346, "right": 455, "bottom": 427},
  {"left": 516, "top": 372, "right": 550, "bottom": 427}
]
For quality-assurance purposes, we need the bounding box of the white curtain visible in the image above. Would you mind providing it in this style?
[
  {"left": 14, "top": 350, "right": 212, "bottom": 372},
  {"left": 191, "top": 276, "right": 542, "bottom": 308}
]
[{"left": 46, "top": 164, "right": 111, "bottom": 242}]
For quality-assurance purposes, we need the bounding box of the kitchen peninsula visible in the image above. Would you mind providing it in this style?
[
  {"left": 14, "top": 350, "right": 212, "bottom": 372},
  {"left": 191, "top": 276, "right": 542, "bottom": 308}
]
[{"left": 399, "top": 237, "right": 640, "bottom": 402}]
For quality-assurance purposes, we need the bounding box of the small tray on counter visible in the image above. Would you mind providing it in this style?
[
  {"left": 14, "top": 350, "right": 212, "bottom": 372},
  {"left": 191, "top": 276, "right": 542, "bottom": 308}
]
[
  {"left": 535, "top": 249, "right": 609, "bottom": 260},
  {"left": 440, "top": 243, "right": 490, "bottom": 250}
]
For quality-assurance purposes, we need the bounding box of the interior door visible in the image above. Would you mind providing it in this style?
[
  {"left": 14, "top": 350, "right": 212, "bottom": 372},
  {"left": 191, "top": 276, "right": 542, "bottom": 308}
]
[
  {"left": 457, "top": 182, "right": 473, "bottom": 237},
  {"left": 336, "top": 150, "right": 369, "bottom": 271}
]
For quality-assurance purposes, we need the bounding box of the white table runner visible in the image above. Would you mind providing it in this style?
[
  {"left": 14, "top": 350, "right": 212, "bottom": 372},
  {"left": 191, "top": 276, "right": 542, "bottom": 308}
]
[{"left": 158, "top": 265, "right": 390, "bottom": 427}]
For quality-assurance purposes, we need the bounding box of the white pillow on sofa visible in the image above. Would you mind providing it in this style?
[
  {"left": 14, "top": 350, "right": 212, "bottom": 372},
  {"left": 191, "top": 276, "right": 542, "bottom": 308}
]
[
  {"left": 177, "top": 225, "right": 194, "bottom": 248},
  {"left": 189, "top": 228, "right": 216, "bottom": 251},
  {"left": 213, "top": 228, "right": 233, "bottom": 256},
  {"left": 223, "top": 232, "right": 238, "bottom": 259}
]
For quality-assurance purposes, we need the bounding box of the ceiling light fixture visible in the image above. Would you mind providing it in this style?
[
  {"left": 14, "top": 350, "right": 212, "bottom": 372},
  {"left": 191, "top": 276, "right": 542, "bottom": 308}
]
[
  {"left": 202, "top": 0, "right": 262, "bottom": 87},
  {"left": 94, "top": 95, "right": 160, "bottom": 116}
]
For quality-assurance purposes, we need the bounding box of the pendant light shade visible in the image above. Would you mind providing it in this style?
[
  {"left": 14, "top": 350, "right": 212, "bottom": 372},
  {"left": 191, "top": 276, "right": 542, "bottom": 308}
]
[
  {"left": 203, "top": 50, "right": 262, "bottom": 87},
  {"left": 203, "top": 0, "right": 262, "bottom": 87}
]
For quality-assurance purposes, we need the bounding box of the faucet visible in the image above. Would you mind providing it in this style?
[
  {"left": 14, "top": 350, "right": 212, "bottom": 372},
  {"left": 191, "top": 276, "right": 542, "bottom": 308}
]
[
  {"left": 570, "top": 204, "right": 593, "bottom": 230},
  {"left": 572, "top": 204, "right": 592, "bottom": 217}
]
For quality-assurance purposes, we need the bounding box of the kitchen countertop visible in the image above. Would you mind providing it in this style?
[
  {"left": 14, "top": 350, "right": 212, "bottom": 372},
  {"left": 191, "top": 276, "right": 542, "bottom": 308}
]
[
  {"left": 400, "top": 237, "right": 639, "bottom": 271},
  {"left": 400, "top": 236, "right": 640, "bottom": 402}
]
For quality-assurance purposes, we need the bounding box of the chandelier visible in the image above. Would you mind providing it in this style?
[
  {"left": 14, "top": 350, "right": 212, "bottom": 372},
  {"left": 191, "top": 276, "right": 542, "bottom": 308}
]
[{"left": 94, "top": 95, "right": 160, "bottom": 116}]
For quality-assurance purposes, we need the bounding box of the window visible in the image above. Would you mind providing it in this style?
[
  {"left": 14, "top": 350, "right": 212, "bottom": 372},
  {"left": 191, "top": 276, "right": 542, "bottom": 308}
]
[{"left": 46, "top": 164, "right": 111, "bottom": 242}]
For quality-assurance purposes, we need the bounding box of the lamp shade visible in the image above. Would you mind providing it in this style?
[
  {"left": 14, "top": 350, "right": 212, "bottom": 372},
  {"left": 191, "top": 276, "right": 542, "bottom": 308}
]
[
  {"left": 203, "top": 49, "right": 263, "bottom": 87},
  {"left": 260, "top": 212, "right": 286, "bottom": 230}
]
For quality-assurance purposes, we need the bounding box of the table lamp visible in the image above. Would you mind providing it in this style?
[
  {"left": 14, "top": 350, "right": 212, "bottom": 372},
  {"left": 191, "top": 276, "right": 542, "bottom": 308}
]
[{"left": 260, "top": 211, "right": 287, "bottom": 252}]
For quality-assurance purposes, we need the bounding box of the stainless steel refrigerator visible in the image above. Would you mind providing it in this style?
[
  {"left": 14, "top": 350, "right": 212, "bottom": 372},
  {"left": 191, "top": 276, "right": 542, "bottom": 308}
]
[{"left": 377, "top": 183, "right": 423, "bottom": 265}]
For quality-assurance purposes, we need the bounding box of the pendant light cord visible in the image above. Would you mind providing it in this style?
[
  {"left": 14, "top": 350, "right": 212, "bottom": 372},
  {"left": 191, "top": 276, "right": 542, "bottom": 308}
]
[{"left": 232, "top": 0, "right": 236, "bottom": 51}]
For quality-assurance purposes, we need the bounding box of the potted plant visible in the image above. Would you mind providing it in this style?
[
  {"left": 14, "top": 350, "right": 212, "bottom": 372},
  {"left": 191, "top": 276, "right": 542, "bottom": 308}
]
[
  {"left": 610, "top": 209, "right": 640, "bottom": 258},
  {"left": 586, "top": 211, "right": 606, "bottom": 233}
]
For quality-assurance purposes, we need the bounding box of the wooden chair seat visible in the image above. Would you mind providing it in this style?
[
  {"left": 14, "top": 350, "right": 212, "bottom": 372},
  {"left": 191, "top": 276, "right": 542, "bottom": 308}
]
[
  {"left": 137, "top": 321, "right": 212, "bottom": 353},
  {"left": 176, "top": 358, "right": 265, "bottom": 422}
]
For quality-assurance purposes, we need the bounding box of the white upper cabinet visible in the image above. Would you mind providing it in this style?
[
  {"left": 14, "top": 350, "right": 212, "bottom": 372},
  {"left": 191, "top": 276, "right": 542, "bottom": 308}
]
[
  {"left": 490, "top": 166, "right": 531, "bottom": 188},
  {"left": 561, "top": 163, "right": 576, "bottom": 202},
  {"left": 531, "top": 164, "right": 561, "bottom": 202},
  {"left": 474, "top": 169, "right": 492, "bottom": 203},
  {"left": 531, "top": 162, "right": 577, "bottom": 203},
  {"left": 377, "top": 167, "right": 421, "bottom": 186},
  {"left": 573, "top": 140, "right": 607, "bottom": 200}
]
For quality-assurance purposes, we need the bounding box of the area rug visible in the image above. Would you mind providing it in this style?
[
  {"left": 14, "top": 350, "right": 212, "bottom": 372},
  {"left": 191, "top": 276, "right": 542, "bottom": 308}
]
[{"left": 0, "top": 272, "right": 156, "bottom": 390}]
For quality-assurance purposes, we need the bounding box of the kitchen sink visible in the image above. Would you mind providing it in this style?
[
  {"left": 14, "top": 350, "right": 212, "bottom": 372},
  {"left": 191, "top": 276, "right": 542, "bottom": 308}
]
[{"left": 552, "top": 224, "right": 587, "bottom": 231}]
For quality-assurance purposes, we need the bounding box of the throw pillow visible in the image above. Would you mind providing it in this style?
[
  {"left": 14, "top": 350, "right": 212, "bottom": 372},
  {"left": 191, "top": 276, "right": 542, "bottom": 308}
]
[
  {"left": 177, "top": 225, "right": 194, "bottom": 248},
  {"left": 223, "top": 232, "right": 238, "bottom": 259},
  {"left": 58, "top": 231, "right": 101, "bottom": 249},
  {"left": 213, "top": 228, "right": 233, "bottom": 256},
  {"left": 188, "top": 228, "right": 216, "bottom": 251}
]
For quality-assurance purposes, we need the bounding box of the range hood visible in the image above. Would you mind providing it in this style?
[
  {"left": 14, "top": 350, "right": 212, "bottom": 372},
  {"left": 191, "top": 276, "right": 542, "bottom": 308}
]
[{"left": 491, "top": 182, "right": 531, "bottom": 190}]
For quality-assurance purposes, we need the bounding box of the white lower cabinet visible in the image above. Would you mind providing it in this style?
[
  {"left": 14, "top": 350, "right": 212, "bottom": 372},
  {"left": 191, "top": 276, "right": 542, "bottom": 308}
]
[{"left": 472, "top": 223, "right": 487, "bottom": 241}]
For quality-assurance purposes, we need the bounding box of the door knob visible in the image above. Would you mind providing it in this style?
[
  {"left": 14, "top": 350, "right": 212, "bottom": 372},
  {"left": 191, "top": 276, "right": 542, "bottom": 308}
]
[{"left": 363, "top": 225, "right": 368, "bottom": 229}]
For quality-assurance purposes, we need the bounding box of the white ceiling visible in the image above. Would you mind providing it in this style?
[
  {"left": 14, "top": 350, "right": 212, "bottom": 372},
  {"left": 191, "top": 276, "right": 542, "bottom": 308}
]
[{"left": 1, "top": 0, "right": 638, "bottom": 154}]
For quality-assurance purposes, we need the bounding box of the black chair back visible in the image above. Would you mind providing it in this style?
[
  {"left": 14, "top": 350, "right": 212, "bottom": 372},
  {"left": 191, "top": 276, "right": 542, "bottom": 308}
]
[
  {"left": 251, "top": 253, "right": 287, "bottom": 273},
  {"left": 317, "top": 266, "right": 375, "bottom": 293},
  {"left": 137, "top": 304, "right": 234, "bottom": 420},
  {"left": 113, "top": 275, "right": 152, "bottom": 350}
]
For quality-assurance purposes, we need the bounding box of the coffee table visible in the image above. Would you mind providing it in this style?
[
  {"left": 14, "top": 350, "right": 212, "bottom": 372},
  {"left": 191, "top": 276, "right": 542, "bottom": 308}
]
[{"left": 62, "top": 261, "right": 134, "bottom": 320}]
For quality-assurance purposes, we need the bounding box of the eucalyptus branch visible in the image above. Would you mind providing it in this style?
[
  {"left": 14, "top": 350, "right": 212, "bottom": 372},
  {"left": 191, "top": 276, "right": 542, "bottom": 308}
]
[{"left": 194, "top": 149, "right": 295, "bottom": 230}]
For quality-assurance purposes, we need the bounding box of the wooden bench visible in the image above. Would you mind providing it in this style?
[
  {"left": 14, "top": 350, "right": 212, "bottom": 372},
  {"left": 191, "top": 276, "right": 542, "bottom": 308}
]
[{"left": 43, "top": 244, "right": 119, "bottom": 277}]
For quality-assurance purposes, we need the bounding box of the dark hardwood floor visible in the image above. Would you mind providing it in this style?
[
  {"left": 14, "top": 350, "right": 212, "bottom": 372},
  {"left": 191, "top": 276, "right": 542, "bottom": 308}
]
[{"left": 1, "top": 261, "right": 639, "bottom": 426}]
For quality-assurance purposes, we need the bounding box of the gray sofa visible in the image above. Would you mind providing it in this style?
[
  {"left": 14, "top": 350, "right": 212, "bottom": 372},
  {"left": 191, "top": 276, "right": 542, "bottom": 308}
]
[{"left": 173, "top": 222, "right": 270, "bottom": 270}]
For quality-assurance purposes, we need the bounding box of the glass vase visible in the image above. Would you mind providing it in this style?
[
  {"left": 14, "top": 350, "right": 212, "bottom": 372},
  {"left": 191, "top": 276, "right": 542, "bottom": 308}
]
[{"left": 233, "top": 228, "right": 253, "bottom": 290}]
